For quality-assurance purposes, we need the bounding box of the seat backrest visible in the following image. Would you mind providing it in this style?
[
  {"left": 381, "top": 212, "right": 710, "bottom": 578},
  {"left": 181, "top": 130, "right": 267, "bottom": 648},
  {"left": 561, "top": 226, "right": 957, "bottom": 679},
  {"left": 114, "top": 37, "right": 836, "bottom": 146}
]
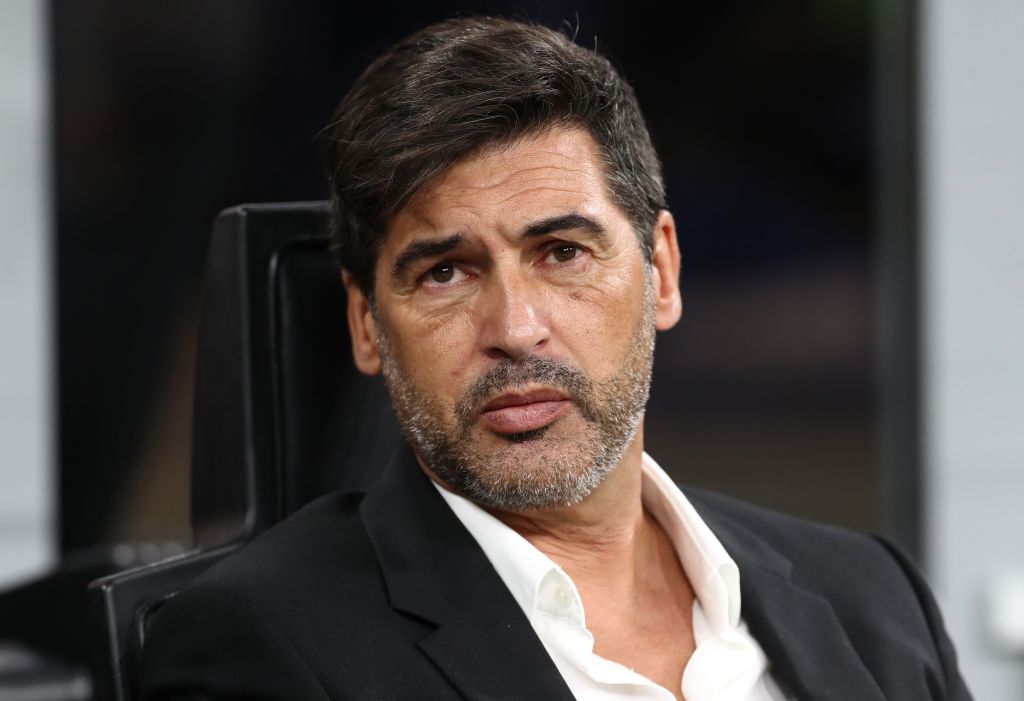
[
  {"left": 89, "top": 202, "right": 403, "bottom": 700},
  {"left": 190, "top": 202, "right": 402, "bottom": 546}
]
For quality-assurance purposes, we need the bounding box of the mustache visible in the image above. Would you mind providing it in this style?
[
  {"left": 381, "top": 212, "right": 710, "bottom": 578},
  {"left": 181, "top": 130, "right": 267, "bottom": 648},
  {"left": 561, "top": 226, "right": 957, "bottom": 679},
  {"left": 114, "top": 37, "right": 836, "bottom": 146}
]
[{"left": 454, "top": 355, "right": 595, "bottom": 426}]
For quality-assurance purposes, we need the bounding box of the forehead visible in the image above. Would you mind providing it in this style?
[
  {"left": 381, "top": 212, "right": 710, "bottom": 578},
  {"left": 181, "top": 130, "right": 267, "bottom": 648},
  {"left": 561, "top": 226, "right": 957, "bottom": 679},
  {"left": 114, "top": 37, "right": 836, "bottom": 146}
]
[{"left": 387, "top": 127, "right": 616, "bottom": 238}]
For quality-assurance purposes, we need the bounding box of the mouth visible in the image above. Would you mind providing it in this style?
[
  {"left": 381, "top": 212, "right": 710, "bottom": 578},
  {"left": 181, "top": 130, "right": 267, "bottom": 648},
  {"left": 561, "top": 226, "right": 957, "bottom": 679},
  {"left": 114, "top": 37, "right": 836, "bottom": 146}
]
[{"left": 478, "top": 388, "right": 571, "bottom": 435}]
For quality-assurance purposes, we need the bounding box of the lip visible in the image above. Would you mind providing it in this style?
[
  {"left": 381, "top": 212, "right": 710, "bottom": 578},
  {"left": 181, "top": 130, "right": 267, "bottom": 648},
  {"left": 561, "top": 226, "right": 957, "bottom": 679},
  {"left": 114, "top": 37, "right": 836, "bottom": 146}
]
[
  {"left": 481, "top": 388, "right": 570, "bottom": 412},
  {"left": 479, "top": 389, "right": 571, "bottom": 434}
]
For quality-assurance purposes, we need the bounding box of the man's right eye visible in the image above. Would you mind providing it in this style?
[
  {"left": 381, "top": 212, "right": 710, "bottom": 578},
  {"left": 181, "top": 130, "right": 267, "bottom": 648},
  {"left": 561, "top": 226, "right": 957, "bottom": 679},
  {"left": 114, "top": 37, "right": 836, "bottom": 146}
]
[
  {"left": 430, "top": 263, "right": 455, "bottom": 283},
  {"left": 422, "top": 262, "right": 467, "bottom": 287}
]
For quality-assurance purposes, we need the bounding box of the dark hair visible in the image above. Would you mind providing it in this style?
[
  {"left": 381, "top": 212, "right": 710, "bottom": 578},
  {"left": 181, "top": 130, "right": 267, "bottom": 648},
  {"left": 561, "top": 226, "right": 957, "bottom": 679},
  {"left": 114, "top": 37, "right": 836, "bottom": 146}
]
[{"left": 321, "top": 16, "right": 666, "bottom": 296}]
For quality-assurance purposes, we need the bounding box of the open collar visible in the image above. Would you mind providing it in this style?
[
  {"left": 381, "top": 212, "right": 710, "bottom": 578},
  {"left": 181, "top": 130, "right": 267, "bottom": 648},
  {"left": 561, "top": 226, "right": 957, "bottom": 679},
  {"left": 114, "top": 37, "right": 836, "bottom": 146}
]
[{"left": 358, "top": 446, "right": 886, "bottom": 701}]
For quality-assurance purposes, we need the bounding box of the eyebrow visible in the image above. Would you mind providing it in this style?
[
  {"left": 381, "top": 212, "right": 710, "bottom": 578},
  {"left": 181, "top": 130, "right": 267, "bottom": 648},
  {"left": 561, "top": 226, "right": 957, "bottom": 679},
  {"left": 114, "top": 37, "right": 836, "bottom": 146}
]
[
  {"left": 523, "top": 213, "right": 606, "bottom": 239},
  {"left": 392, "top": 233, "right": 463, "bottom": 279},
  {"left": 390, "top": 213, "right": 606, "bottom": 280}
]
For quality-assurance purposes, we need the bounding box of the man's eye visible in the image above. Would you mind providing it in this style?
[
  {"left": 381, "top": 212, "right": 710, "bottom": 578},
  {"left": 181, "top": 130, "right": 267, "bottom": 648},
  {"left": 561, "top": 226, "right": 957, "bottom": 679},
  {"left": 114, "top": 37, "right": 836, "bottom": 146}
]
[
  {"left": 430, "top": 263, "right": 455, "bottom": 283},
  {"left": 423, "top": 262, "right": 465, "bottom": 286},
  {"left": 548, "top": 244, "right": 581, "bottom": 263}
]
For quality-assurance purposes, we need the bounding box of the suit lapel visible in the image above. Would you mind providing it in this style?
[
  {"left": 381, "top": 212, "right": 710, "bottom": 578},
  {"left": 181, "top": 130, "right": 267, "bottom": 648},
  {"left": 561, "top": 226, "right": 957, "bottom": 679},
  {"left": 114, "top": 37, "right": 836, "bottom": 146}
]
[
  {"left": 740, "top": 567, "right": 886, "bottom": 701},
  {"left": 360, "top": 452, "right": 889, "bottom": 700},
  {"left": 417, "top": 569, "right": 577, "bottom": 701},
  {"left": 360, "top": 448, "right": 575, "bottom": 701},
  {"left": 691, "top": 493, "right": 886, "bottom": 701}
]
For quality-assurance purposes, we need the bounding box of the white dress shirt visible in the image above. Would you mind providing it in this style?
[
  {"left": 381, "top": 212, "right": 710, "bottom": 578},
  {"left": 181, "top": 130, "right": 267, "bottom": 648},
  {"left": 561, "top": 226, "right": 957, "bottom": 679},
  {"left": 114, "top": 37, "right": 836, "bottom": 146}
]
[{"left": 434, "top": 452, "right": 791, "bottom": 701}]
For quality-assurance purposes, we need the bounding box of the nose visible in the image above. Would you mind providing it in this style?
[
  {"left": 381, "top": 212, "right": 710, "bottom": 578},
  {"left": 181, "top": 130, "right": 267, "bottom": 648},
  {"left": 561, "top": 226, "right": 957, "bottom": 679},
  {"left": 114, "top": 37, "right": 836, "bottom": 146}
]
[{"left": 478, "top": 269, "right": 550, "bottom": 361}]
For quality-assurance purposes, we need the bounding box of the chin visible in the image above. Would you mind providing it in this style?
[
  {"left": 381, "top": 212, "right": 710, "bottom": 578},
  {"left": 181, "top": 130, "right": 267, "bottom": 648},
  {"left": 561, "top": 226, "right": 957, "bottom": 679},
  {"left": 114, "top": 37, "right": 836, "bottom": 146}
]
[{"left": 444, "top": 425, "right": 620, "bottom": 512}]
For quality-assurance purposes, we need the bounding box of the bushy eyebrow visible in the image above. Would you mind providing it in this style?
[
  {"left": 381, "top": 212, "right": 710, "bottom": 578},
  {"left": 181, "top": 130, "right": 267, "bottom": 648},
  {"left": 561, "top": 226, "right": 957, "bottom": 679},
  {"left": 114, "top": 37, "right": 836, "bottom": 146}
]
[
  {"left": 389, "top": 213, "right": 604, "bottom": 280},
  {"left": 523, "top": 213, "right": 606, "bottom": 239},
  {"left": 392, "top": 233, "right": 462, "bottom": 279}
]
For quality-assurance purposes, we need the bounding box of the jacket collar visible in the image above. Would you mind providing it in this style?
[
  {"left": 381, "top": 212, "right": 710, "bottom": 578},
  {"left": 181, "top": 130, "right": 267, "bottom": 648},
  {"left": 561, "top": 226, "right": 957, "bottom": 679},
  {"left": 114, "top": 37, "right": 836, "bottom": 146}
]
[
  {"left": 360, "top": 449, "right": 886, "bottom": 701},
  {"left": 359, "top": 447, "right": 575, "bottom": 701},
  {"left": 691, "top": 492, "right": 887, "bottom": 701}
]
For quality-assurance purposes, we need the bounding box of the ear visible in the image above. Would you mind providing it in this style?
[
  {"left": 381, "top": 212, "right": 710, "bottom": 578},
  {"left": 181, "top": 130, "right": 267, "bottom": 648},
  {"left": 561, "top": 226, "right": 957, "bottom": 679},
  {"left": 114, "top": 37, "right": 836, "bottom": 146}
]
[
  {"left": 649, "top": 209, "right": 683, "bottom": 331},
  {"left": 342, "top": 270, "right": 382, "bottom": 375}
]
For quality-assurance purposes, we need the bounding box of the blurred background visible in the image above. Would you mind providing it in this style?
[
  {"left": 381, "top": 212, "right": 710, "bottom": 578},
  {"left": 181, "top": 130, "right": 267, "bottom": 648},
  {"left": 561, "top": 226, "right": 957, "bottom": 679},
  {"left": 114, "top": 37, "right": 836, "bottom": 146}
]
[{"left": 1, "top": 0, "right": 1021, "bottom": 698}]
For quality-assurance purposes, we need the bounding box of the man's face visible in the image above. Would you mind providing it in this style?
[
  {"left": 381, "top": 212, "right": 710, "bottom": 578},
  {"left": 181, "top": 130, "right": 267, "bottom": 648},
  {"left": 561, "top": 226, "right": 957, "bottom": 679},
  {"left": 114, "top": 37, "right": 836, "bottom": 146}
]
[{"left": 345, "top": 127, "right": 681, "bottom": 512}]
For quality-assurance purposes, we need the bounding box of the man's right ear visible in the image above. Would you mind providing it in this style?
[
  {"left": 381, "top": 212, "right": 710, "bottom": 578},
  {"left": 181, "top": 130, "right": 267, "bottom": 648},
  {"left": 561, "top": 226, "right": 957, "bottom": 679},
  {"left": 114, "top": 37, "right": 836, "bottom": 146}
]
[{"left": 342, "top": 270, "right": 382, "bottom": 376}]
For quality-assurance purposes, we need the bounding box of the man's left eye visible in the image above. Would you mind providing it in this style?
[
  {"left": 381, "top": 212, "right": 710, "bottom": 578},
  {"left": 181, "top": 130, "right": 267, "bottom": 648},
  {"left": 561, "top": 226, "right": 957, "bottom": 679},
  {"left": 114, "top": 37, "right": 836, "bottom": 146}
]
[{"left": 547, "top": 244, "right": 581, "bottom": 263}]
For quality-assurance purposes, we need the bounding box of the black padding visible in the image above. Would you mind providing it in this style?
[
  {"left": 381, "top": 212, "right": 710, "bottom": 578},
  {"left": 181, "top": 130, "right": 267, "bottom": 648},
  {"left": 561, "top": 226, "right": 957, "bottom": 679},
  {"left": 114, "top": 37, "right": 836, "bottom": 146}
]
[
  {"left": 91, "top": 201, "right": 404, "bottom": 701},
  {"left": 190, "top": 201, "right": 400, "bottom": 545},
  {"left": 274, "top": 239, "right": 401, "bottom": 514},
  {"left": 89, "top": 545, "right": 238, "bottom": 701}
]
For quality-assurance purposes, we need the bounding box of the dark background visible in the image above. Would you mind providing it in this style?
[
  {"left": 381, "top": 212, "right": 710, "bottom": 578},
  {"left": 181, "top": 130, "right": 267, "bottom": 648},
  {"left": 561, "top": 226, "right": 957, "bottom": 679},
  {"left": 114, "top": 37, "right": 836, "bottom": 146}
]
[{"left": 52, "top": 1, "right": 909, "bottom": 553}]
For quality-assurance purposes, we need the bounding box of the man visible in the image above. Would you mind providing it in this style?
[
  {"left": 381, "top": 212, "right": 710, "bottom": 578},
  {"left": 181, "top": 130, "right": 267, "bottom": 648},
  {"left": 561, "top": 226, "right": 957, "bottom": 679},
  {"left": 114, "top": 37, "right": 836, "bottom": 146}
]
[{"left": 142, "top": 17, "right": 971, "bottom": 701}]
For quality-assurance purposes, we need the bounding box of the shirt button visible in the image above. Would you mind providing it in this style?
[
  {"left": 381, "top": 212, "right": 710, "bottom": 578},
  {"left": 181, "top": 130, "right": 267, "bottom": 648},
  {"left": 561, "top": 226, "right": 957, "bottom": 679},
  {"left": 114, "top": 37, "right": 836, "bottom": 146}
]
[{"left": 554, "top": 585, "right": 572, "bottom": 609}]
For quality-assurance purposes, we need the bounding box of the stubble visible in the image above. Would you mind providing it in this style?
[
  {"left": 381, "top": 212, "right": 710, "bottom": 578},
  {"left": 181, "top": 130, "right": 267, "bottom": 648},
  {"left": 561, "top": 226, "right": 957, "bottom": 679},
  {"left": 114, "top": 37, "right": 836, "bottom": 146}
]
[{"left": 378, "top": 284, "right": 656, "bottom": 512}]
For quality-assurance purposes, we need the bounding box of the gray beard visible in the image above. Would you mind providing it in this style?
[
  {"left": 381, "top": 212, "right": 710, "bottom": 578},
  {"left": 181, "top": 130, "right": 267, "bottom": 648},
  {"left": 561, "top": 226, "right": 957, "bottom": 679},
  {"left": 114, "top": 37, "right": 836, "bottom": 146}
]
[{"left": 378, "top": 287, "right": 656, "bottom": 512}]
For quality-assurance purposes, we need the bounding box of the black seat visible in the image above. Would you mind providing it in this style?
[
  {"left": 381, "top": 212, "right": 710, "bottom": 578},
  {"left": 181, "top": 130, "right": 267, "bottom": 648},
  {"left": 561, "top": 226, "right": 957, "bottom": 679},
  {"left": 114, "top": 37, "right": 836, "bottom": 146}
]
[{"left": 89, "top": 202, "right": 402, "bottom": 700}]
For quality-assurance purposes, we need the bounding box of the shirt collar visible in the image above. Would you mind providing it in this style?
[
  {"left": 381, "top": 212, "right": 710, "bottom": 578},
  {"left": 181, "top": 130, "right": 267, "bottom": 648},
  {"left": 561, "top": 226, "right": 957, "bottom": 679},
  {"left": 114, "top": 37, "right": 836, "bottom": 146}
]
[
  {"left": 434, "top": 476, "right": 572, "bottom": 622},
  {"left": 638, "top": 452, "right": 741, "bottom": 632},
  {"left": 432, "top": 452, "right": 743, "bottom": 633}
]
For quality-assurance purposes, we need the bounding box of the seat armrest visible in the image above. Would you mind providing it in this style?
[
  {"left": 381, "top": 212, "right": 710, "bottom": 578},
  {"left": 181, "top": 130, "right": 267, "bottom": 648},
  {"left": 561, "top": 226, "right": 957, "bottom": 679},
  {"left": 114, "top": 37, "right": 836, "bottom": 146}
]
[{"left": 88, "top": 544, "right": 239, "bottom": 701}]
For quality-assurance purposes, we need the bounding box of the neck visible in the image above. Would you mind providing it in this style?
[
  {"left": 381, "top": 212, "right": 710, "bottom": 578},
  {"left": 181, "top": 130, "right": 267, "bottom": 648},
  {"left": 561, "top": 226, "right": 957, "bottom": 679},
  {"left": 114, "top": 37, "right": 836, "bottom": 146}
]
[
  {"left": 488, "top": 433, "right": 655, "bottom": 598},
  {"left": 423, "top": 429, "right": 698, "bottom": 691}
]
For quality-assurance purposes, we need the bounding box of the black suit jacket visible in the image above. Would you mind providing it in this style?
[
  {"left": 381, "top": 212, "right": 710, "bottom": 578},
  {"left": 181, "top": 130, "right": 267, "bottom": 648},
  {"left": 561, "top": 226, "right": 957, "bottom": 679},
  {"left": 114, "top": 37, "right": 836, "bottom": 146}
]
[{"left": 141, "top": 448, "right": 971, "bottom": 700}]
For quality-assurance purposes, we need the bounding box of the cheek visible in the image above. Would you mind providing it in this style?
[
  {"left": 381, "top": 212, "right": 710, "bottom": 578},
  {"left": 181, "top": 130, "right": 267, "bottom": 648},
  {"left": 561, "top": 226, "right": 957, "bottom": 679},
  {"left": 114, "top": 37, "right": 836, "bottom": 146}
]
[
  {"left": 385, "top": 308, "right": 478, "bottom": 387},
  {"left": 551, "top": 268, "right": 646, "bottom": 374}
]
